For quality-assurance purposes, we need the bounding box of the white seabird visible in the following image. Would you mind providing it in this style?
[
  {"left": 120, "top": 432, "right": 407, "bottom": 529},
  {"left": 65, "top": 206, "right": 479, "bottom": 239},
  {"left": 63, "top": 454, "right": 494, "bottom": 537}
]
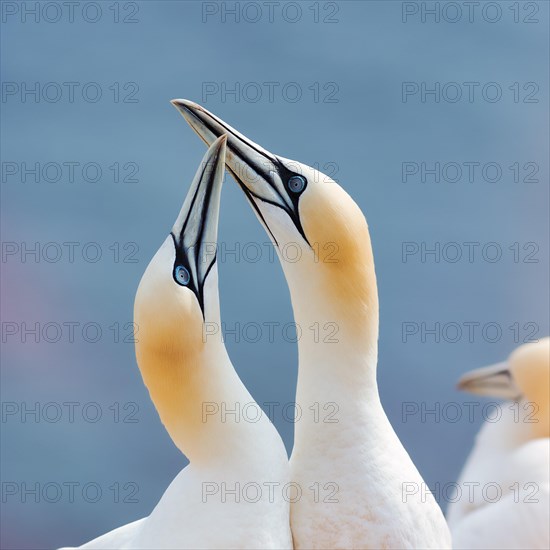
[
  {"left": 174, "top": 100, "right": 452, "bottom": 550},
  {"left": 448, "top": 337, "right": 550, "bottom": 549},
  {"left": 60, "top": 135, "right": 293, "bottom": 550}
]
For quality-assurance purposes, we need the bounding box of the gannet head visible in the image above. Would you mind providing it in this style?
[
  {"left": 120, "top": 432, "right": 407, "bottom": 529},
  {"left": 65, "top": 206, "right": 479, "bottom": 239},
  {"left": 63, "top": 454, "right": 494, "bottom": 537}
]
[
  {"left": 458, "top": 337, "right": 550, "bottom": 436},
  {"left": 172, "top": 100, "right": 378, "bottom": 352},
  {"left": 134, "top": 135, "right": 227, "bottom": 454}
]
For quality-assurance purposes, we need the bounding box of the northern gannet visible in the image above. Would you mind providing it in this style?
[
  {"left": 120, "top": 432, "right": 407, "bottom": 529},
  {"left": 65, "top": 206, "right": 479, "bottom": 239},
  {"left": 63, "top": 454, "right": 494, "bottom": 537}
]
[
  {"left": 61, "top": 135, "right": 292, "bottom": 550},
  {"left": 447, "top": 338, "right": 550, "bottom": 549},
  {"left": 173, "top": 100, "right": 452, "bottom": 549}
]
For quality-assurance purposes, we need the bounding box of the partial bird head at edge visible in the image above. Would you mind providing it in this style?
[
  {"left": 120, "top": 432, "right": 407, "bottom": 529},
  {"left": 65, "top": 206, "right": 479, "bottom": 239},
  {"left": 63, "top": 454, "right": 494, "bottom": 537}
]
[{"left": 457, "top": 337, "right": 550, "bottom": 438}]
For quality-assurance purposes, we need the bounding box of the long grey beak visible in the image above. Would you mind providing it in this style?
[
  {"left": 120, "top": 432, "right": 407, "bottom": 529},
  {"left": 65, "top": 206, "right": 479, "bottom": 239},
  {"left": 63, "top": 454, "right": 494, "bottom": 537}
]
[
  {"left": 171, "top": 134, "right": 227, "bottom": 314},
  {"left": 171, "top": 99, "right": 308, "bottom": 245},
  {"left": 457, "top": 361, "right": 521, "bottom": 400}
]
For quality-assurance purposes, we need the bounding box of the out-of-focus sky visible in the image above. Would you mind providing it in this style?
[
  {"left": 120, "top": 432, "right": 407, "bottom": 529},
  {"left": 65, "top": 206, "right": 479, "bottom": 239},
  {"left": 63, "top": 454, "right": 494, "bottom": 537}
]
[{"left": 1, "top": 1, "right": 548, "bottom": 548}]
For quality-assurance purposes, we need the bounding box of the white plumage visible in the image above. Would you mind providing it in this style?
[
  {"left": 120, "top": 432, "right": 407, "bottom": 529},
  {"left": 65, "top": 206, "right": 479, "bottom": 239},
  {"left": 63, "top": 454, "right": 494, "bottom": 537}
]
[
  {"left": 448, "top": 338, "right": 550, "bottom": 549},
  {"left": 175, "top": 99, "right": 452, "bottom": 549},
  {"left": 60, "top": 136, "right": 292, "bottom": 550}
]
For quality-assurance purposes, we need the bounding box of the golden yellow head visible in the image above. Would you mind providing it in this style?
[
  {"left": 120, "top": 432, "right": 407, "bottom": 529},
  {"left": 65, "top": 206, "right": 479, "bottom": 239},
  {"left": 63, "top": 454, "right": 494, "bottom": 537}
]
[
  {"left": 133, "top": 136, "right": 227, "bottom": 455},
  {"left": 173, "top": 100, "right": 378, "bottom": 343},
  {"left": 134, "top": 236, "right": 207, "bottom": 364},
  {"left": 458, "top": 338, "right": 550, "bottom": 437},
  {"left": 508, "top": 337, "right": 550, "bottom": 411}
]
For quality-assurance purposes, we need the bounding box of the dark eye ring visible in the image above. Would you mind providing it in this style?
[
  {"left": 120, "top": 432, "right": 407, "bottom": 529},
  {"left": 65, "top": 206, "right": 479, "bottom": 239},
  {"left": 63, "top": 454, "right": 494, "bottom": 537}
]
[
  {"left": 287, "top": 175, "right": 306, "bottom": 194},
  {"left": 174, "top": 265, "right": 190, "bottom": 286}
]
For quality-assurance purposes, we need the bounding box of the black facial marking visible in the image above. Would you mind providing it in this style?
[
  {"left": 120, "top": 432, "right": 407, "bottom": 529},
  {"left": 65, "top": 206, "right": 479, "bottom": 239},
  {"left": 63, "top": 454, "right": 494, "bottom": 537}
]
[
  {"left": 170, "top": 232, "right": 215, "bottom": 319},
  {"left": 182, "top": 104, "right": 310, "bottom": 246},
  {"left": 271, "top": 158, "right": 310, "bottom": 245}
]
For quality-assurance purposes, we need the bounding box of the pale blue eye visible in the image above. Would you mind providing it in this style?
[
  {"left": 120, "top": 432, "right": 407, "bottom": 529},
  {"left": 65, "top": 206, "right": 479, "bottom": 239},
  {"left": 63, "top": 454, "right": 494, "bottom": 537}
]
[
  {"left": 175, "top": 265, "right": 190, "bottom": 286},
  {"left": 288, "top": 175, "right": 306, "bottom": 193}
]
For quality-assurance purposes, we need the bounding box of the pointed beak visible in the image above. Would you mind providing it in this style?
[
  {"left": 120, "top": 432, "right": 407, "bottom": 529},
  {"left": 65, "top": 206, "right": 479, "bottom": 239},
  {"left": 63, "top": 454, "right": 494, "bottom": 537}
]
[
  {"left": 171, "top": 134, "right": 227, "bottom": 313},
  {"left": 457, "top": 361, "right": 521, "bottom": 400},
  {"left": 171, "top": 99, "right": 308, "bottom": 245}
]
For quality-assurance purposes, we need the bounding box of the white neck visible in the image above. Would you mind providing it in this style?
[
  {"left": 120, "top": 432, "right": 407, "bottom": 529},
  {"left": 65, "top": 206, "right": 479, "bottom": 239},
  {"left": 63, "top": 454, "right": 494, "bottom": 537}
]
[
  {"left": 280, "top": 251, "right": 382, "bottom": 454},
  {"left": 283, "top": 246, "right": 450, "bottom": 549},
  {"left": 134, "top": 265, "right": 282, "bottom": 467}
]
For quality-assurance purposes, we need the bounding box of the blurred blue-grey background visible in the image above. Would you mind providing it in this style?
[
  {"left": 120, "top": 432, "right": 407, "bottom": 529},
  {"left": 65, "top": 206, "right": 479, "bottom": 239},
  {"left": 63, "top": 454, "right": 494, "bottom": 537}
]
[{"left": 1, "top": 1, "right": 548, "bottom": 548}]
